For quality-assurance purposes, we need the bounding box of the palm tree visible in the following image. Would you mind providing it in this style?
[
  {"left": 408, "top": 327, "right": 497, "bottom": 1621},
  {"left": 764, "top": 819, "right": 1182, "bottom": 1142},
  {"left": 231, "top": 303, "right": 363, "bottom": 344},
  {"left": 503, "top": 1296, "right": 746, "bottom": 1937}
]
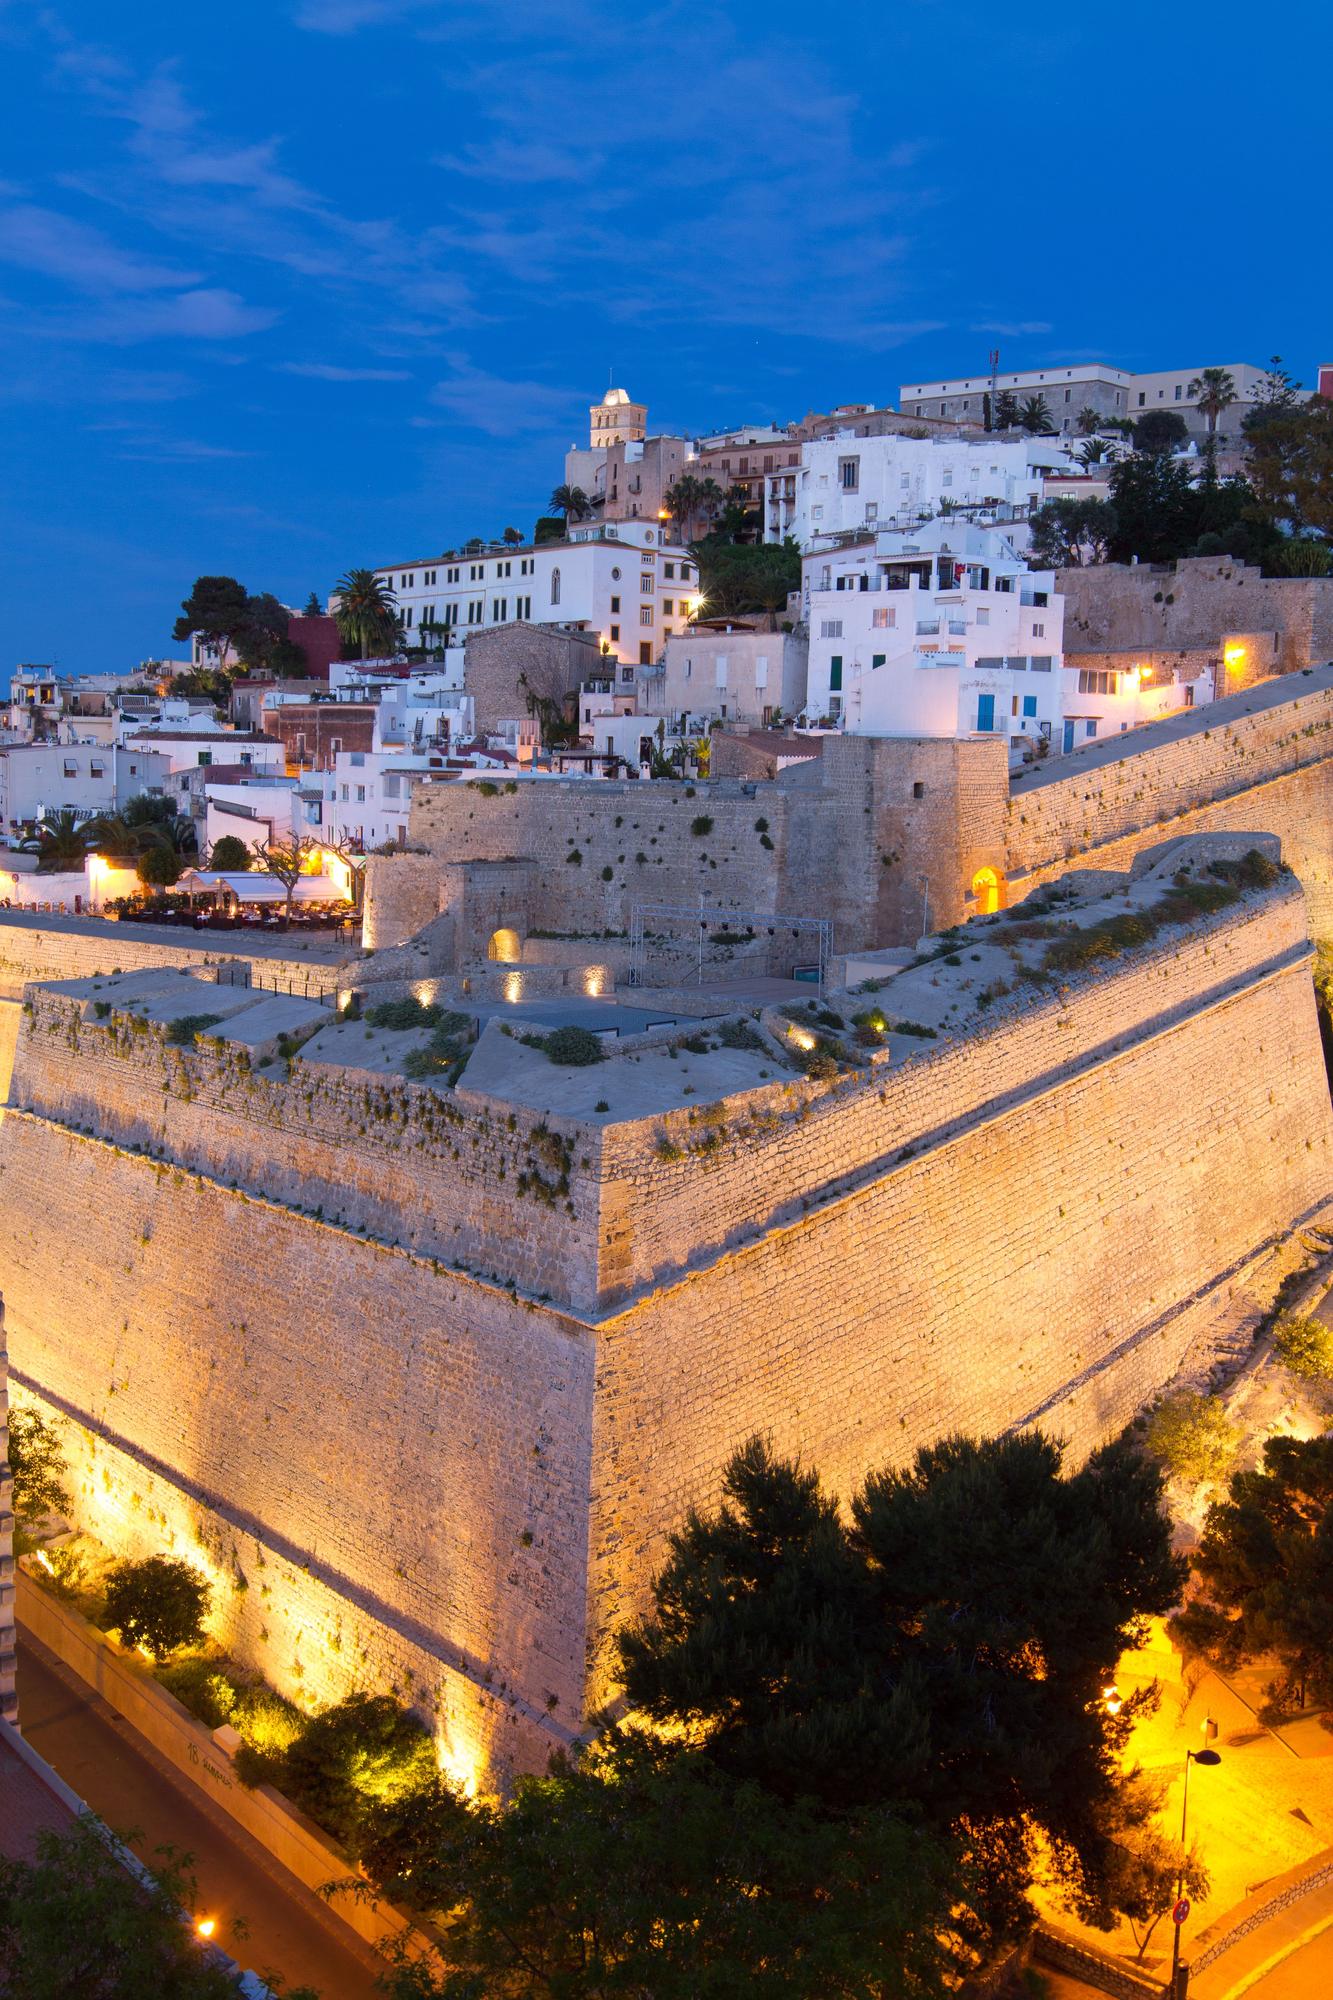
[
  {"left": 1076, "top": 438, "right": 1112, "bottom": 467},
  {"left": 1188, "top": 367, "right": 1238, "bottom": 435},
  {"left": 665, "top": 474, "right": 705, "bottom": 540},
  {"left": 1075, "top": 406, "right": 1103, "bottom": 437},
  {"left": 1017, "top": 395, "right": 1053, "bottom": 434},
  {"left": 548, "top": 485, "right": 592, "bottom": 523},
  {"left": 36, "top": 809, "right": 89, "bottom": 872},
  {"left": 332, "top": 569, "right": 398, "bottom": 660}
]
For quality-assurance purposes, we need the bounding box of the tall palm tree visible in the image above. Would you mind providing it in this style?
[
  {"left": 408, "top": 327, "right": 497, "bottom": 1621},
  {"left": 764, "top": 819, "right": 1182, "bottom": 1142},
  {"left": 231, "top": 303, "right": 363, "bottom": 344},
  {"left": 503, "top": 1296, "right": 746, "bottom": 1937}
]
[
  {"left": 548, "top": 485, "right": 592, "bottom": 523},
  {"left": 1188, "top": 367, "right": 1238, "bottom": 435},
  {"left": 332, "top": 569, "right": 399, "bottom": 660},
  {"left": 665, "top": 474, "right": 705, "bottom": 540},
  {"left": 1017, "top": 395, "right": 1053, "bottom": 434},
  {"left": 36, "top": 810, "right": 89, "bottom": 871}
]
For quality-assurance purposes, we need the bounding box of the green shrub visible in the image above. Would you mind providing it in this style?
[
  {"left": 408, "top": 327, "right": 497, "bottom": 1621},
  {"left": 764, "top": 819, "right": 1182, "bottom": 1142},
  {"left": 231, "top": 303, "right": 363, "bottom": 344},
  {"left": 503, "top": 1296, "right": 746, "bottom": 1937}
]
[
  {"left": 891, "top": 1020, "right": 938, "bottom": 1039},
  {"left": 543, "top": 1025, "right": 606, "bottom": 1066},
  {"left": 719, "top": 1020, "right": 765, "bottom": 1052},
  {"left": 601, "top": 865, "right": 614, "bottom": 881},
  {"left": 760, "top": 833, "right": 774, "bottom": 850},
  {"left": 474, "top": 780, "right": 499, "bottom": 796},
  {"left": 1143, "top": 1393, "right": 1240, "bottom": 1485},
  {"left": 231, "top": 1684, "right": 306, "bottom": 1789},
  {"left": 794, "top": 1041, "right": 840, "bottom": 1080},
  {"left": 165, "top": 1013, "right": 223, "bottom": 1045},
  {"left": 7, "top": 1408, "right": 70, "bottom": 1525},
  {"left": 366, "top": 997, "right": 442, "bottom": 1031},
  {"left": 690, "top": 815, "right": 714, "bottom": 837},
  {"left": 155, "top": 1657, "right": 239, "bottom": 1730},
  {"left": 208, "top": 835, "right": 252, "bottom": 872},
  {"left": 137, "top": 846, "right": 183, "bottom": 889},
  {"left": 754, "top": 817, "right": 769, "bottom": 833},
  {"left": 104, "top": 1556, "right": 211, "bottom": 1658},
  {"left": 280, "top": 1694, "right": 437, "bottom": 1853},
  {"left": 566, "top": 849, "right": 583, "bottom": 866},
  {"left": 1273, "top": 1312, "right": 1333, "bottom": 1381}
]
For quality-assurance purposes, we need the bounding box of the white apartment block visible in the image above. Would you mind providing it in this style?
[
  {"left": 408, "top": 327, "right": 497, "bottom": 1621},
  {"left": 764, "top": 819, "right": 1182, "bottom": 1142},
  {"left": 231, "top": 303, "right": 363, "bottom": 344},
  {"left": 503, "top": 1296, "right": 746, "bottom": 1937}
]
[
  {"left": 0, "top": 742, "right": 172, "bottom": 837},
  {"left": 766, "top": 432, "right": 1075, "bottom": 546},
  {"left": 641, "top": 628, "right": 809, "bottom": 728},
  {"left": 900, "top": 364, "right": 1133, "bottom": 433},
  {"left": 802, "top": 524, "right": 1178, "bottom": 757},
  {"left": 900, "top": 360, "right": 1268, "bottom": 438},
  {"left": 373, "top": 520, "right": 700, "bottom": 669}
]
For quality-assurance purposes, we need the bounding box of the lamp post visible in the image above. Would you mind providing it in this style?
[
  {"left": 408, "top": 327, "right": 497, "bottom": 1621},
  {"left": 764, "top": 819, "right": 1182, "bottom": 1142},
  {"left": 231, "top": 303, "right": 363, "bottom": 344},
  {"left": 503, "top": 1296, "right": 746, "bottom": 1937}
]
[{"left": 1169, "top": 1722, "right": 1220, "bottom": 2000}]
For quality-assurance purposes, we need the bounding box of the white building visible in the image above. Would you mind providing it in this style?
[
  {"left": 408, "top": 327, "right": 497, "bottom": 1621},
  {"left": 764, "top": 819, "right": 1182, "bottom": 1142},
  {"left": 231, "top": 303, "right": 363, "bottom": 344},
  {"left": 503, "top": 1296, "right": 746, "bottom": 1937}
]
[
  {"left": 900, "top": 360, "right": 1269, "bottom": 439},
  {"left": 373, "top": 520, "right": 701, "bottom": 669},
  {"left": 766, "top": 432, "right": 1076, "bottom": 546},
  {"left": 121, "top": 728, "right": 285, "bottom": 776},
  {"left": 0, "top": 742, "right": 172, "bottom": 837},
  {"left": 320, "top": 747, "right": 510, "bottom": 849},
  {"left": 640, "top": 627, "right": 809, "bottom": 729},
  {"left": 801, "top": 523, "right": 1179, "bottom": 757}
]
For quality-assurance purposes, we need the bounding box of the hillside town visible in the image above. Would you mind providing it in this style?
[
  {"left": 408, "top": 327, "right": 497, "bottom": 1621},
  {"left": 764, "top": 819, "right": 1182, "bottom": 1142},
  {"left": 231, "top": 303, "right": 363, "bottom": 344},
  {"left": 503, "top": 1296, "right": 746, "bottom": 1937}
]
[{"left": 5, "top": 12, "right": 1333, "bottom": 1987}]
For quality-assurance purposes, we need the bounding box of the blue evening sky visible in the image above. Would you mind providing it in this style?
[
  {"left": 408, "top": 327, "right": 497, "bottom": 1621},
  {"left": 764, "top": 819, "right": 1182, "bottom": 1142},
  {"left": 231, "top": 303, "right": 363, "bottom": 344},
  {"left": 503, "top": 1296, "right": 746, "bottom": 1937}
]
[{"left": 1, "top": 0, "right": 1327, "bottom": 673}]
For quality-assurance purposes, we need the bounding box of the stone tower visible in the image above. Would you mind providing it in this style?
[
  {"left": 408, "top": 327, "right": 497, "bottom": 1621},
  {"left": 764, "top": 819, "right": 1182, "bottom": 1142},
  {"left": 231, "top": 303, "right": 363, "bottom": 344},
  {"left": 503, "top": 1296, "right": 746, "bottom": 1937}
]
[{"left": 589, "top": 386, "right": 646, "bottom": 450}]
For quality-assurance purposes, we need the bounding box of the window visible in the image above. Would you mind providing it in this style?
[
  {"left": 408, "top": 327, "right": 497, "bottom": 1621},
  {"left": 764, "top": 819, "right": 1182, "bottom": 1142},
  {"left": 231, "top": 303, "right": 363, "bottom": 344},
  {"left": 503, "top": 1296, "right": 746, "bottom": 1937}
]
[
  {"left": 468, "top": 599, "right": 483, "bottom": 623},
  {"left": 664, "top": 561, "right": 675, "bottom": 579},
  {"left": 639, "top": 642, "right": 652, "bottom": 665},
  {"left": 609, "top": 594, "right": 621, "bottom": 613},
  {"left": 812, "top": 504, "right": 824, "bottom": 521},
  {"left": 871, "top": 653, "right": 886, "bottom": 670},
  {"left": 865, "top": 502, "right": 878, "bottom": 521},
  {"left": 610, "top": 625, "right": 620, "bottom": 642},
  {"left": 403, "top": 606, "right": 413, "bottom": 626},
  {"left": 350, "top": 751, "right": 365, "bottom": 766},
  {"left": 1086, "top": 719, "right": 1098, "bottom": 738},
  {"left": 662, "top": 599, "right": 673, "bottom": 615},
  {"left": 470, "top": 563, "right": 483, "bottom": 581},
  {"left": 872, "top": 608, "right": 894, "bottom": 629},
  {"left": 446, "top": 566, "right": 459, "bottom": 583},
  {"left": 715, "top": 656, "right": 728, "bottom": 687},
  {"left": 1064, "top": 389, "right": 1071, "bottom": 402},
  {"left": 829, "top": 656, "right": 843, "bottom": 692},
  {"left": 640, "top": 606, "right": 654, "bottom": 626},
  {"left": 838, "top": 455, "right": 860, "bottom": 492},
  {"left": 492, "top": 599, "right": 507, "bottom": 622},
  {"left": 517, "top": 595, "right": 531, "bottom": 619},
  {"left": 1031, "top": 622, "right": 1045, "bottom": 638},
  {"left": 1137, "top": 392, "right": 1146, "bottom": 406},
  {"left": 1175, "top": 384, "right": 1183, "bottom": 400},
  {"left": 640, "top": 573, "right": 653, "bottom": 594},
  {"left": 90, "top": 760, "right": 105, "bottom": 778},
  {"left": 976, "top": 607, "right": 990, "bottom": 626},
  {"left": 356, "top": 784, "right": 366, "bottom": 803},
  {"left": 550, "top": 567, "right": 561, "bottom": 605},
  {"left": 340, "top": 784, "right": 349, "bottom": 801},
  {"left": 941, "top": 469, "right": 953, "bottom": 488},
  {"left": 1077, "top": 668, "right": 1113, "bottom": 693},
  {"left": 521, "top": 557, "right": 533, "bottom": 575},
  {"left": 754, "top": 654, "right": 768, "bottom": 688},
  {"left": 1022, "top": 695, "right": 1037, "bottom": 718},
  {"left": 63, "top": 758, "right": 78, "bottom": 777},
  {"left": 820, "top": 619, "right": 843, "bottom": 639},
  {"left": 684, "top": 657, "right": 692, "bottom": 679},
  {"left": 680, "top": 563, "right": 692, "bottom": 581},
  {"left": 912, "top": 781, "right": 925, "bottom": 799}
]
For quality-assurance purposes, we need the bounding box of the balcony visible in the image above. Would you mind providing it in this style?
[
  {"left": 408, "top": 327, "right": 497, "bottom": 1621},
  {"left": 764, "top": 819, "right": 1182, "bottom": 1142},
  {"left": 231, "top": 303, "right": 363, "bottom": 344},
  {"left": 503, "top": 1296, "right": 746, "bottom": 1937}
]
[{"left": 916, "top": 620, "right": 940, "bottom": 636}]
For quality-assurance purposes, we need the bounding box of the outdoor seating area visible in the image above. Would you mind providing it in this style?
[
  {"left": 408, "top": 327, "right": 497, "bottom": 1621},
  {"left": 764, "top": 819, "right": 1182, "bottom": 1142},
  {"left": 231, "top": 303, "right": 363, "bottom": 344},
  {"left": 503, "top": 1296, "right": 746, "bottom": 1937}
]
[{"left": 104, "top": 894, "right": 356, "bottom": 934}]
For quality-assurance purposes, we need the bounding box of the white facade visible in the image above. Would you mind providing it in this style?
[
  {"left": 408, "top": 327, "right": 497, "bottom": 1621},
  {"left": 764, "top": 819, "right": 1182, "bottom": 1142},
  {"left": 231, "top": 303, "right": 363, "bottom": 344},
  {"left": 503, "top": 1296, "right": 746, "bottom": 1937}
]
[
  {"left": 900, "top": 360, "right": 1268, "bottom": 438},
  {"left": 767, "top": 432, "right": 1076, "bottom": 546},
  {"left": 121, "top": 729, "right": 285, "bottom": 776},
  {"left": 203, "top": 779, "right": 309, "bottom": 857},
  {"left": 641, "top": 628, "right": 809, "bottom": 727},
  {"left": 373, "top": 520, "right": 700, "bottom": 668},
  {"left": 319, "top": 748, "right": 507, "bottom": 850},
  {"left": 0, "top": 742, "right": 172, "bottom": 836},
  {"left": 1127, "top": 363, "right": 1267, "bottom": 435},
  {"left": 802, "top": 524, "right": 1185, "bottom": 756}
]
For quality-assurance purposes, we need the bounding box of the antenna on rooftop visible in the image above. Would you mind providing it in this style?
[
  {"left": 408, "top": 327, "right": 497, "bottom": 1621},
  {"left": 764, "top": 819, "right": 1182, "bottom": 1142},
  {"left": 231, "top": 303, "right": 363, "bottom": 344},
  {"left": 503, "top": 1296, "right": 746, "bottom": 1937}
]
[{"left": 989, "top": 347, "right": 1000, "bottom": 404}]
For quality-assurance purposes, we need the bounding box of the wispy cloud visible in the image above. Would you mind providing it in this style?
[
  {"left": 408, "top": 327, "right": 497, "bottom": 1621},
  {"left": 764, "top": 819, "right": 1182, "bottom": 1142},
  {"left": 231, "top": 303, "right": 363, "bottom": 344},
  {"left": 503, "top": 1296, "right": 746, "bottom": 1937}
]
[
  {"left": 428, "top": 355, "right": 575, "bottom": 436},
  {"left": 278, "top": 361, "right": 412, "bottom": 381},
  {"left": 76, "top": 287, "right": 279, "bottom": 344},
  {"left": 970, "top": 321, "right": 1054, "bottom": 337},
  {"left": 0, "top": 202, "right": 199, "bottom": 292}
]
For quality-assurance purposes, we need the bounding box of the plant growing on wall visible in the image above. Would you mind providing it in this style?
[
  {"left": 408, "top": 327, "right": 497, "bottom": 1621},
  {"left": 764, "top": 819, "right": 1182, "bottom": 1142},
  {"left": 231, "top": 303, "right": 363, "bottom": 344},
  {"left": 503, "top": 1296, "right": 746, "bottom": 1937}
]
[
  {"left": 1141, "top": 1393, "right": 1239, "bottom": 1485},
  {"left": 6, "top": 1407, "right": 70, "bottom": 1525},
  {"left": 1272, "top": 1312, "right": 1333, "bottom": 1381},
  {"left": 103, "top": 1555, "right": 211, "bottom": 1658}
]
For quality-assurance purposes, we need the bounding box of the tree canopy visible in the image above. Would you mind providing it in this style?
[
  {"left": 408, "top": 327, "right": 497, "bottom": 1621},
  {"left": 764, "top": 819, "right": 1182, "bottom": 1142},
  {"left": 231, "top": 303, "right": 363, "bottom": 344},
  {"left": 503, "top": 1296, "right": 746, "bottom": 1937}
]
[
  {"left": 693, "top": 538, "right": 799, "bottom": 618},
  {"left": 331, "top": 569, "right": 398, "bottom": 661},
  {"left": 1175, "top": 1433, "right": 1333, "bottom": 1714},
  {"left": 369, "top": 1431, "right": 1184, "bottom": 1997},
  {"left": 1132, "top": 409, "right": 1189, "bottom": 456},
  {"left": 172, "top": 578, "right": 305, "bottom": 676},
  {"left": 1028, "top": 497, "right": 1118, "bottom": 568}
]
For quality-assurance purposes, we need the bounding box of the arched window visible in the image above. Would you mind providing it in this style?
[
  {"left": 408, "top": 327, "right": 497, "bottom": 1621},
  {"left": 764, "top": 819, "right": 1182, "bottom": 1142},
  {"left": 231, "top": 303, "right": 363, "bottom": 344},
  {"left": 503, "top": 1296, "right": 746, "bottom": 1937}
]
[
  {"left": 550, "top": 567, "right": 561, "bottom": 606},
  {"left": 971, "top": 866, "right": 1005, "bottom": 916},
  {"left": 487, "top": 927, "right": 521, "bottom": 964}
]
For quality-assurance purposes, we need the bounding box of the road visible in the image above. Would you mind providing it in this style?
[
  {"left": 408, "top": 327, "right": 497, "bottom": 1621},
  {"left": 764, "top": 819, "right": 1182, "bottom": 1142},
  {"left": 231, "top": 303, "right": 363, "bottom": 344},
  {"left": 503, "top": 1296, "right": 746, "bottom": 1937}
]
[
  {"left": 1224, "top": 1916, "right": 1333, "bottom": 1998},
  {"left": 16, "top": 1629, "right": 385, "bottom": 2000}
]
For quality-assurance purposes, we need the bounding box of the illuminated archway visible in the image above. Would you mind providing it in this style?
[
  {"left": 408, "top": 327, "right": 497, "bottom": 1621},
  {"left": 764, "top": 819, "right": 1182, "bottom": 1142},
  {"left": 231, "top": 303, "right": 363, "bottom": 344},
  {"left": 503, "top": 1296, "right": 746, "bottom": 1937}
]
[
  {"left": 971, "top": 867, "right": 1004, "bottom": 916},
  {"left": 487, "top": 926, "right": 521, "bottom": 964}
]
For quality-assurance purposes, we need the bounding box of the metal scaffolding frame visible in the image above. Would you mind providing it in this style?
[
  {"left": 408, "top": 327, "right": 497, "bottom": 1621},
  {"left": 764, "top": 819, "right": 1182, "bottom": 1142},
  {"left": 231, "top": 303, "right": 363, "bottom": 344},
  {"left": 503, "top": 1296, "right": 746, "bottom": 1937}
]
[{"left": 628, "top": 899, "right": 833, "bottom": 996}]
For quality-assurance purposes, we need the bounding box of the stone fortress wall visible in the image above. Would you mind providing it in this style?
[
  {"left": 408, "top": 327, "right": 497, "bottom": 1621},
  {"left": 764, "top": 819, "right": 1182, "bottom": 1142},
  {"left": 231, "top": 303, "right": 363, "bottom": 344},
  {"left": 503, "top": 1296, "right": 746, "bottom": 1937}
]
[
  {"left": 1006, "top": 666, "right": 1333, "bottom": 932},
  {"left": 1057, "top": 557, "right": 1333, "bottom": 678},
  {"left": 2, "top": 870, "right": 1330, "bottom": 1779}
]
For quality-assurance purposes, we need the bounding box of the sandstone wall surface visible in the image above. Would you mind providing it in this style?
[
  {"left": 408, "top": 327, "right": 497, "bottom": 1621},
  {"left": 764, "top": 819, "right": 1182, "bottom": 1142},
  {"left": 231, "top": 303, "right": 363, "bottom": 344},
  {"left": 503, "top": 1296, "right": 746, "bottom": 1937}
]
[
  {"left": 586, "top": 911, "right": 1333, "bottom": 1697},
  {"left": 0, "top": 916, "right": 344, "bottom": 1000},
  {"left": 1, "top": 1121, "right": 593, "bottom": 1782},
  {"left": 1057, "top": 558, "right": 1333, "bottom": 675}
]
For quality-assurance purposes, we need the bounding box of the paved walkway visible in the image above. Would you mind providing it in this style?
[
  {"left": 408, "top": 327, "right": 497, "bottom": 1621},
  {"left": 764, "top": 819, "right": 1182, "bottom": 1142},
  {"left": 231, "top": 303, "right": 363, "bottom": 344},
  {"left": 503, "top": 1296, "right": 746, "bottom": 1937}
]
[
  {"left": 16, "top": 1629, "right": 384, "bottom": 1999},
  {"left": 0, "top": 908, "right": 353, "bottom": 963}
]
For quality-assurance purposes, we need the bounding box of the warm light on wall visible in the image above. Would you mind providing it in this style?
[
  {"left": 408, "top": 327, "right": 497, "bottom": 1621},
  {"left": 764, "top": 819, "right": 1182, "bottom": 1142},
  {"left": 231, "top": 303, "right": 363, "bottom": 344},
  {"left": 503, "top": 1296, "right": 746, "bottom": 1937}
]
[
  {"left": 503, "top": 970, "right": 523, "bottom": 1003},
  {"left": 436, "top": 1731, "right": 481, "bottom": 1799},
  {"left": 789, "top": 1025, "right": 816, "bottom": 1051},
  {"left": 582, "top": 966, "right": 605, "bottom": 998},
  {"left": 411, "top": 979, "right": 441, "bottom": 1007},
  {"left": 1224, "top": 644, "right": 1246, "bottom": 668}
]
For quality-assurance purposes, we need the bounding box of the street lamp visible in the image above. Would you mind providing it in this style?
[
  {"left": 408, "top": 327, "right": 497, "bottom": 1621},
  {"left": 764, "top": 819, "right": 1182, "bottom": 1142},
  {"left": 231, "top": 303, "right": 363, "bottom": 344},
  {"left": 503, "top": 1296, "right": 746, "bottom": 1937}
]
[{"left": 1169, "top": 1722, "right": 1221, "bottom": 2000}]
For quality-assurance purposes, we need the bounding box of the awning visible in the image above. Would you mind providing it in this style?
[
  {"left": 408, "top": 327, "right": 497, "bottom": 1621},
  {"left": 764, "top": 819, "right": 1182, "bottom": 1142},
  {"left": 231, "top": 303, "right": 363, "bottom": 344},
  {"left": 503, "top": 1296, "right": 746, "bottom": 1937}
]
[{"left": 177, "top": 870, "right": 348, "bottom": 904}]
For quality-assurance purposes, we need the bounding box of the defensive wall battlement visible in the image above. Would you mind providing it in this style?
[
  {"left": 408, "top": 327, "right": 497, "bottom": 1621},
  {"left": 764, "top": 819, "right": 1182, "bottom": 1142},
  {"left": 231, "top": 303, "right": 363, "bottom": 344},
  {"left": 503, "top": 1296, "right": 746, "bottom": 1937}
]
[
  {"left": 0, "top": 911, "right": 347, "bottom": 1001},
  {"left": 1007, "top": 666, "right": 1333, "bottom": 930},
  {"left": 3, "top": 868, "right": 1331, "bottom": 1780}
]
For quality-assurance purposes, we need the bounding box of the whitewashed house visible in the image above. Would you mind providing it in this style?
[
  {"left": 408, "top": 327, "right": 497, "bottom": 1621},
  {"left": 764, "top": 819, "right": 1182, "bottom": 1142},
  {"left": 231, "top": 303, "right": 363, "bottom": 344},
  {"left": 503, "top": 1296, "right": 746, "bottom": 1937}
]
[
  {"left": 766, "top": 432, "right": 1076, "bottom": 547},
  {"left": 802, "top": 523, "right": 1179, "bottom": 757},
  {"left": 639, "top": 627, "right": 809, "bottom": 728}
]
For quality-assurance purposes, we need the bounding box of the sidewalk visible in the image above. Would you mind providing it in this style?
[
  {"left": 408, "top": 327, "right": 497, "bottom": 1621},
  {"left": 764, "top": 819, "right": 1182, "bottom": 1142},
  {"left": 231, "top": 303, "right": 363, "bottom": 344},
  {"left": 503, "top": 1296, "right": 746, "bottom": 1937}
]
[{"left": 17, "top": 1628, "right": 384, "bottom": 2000}]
